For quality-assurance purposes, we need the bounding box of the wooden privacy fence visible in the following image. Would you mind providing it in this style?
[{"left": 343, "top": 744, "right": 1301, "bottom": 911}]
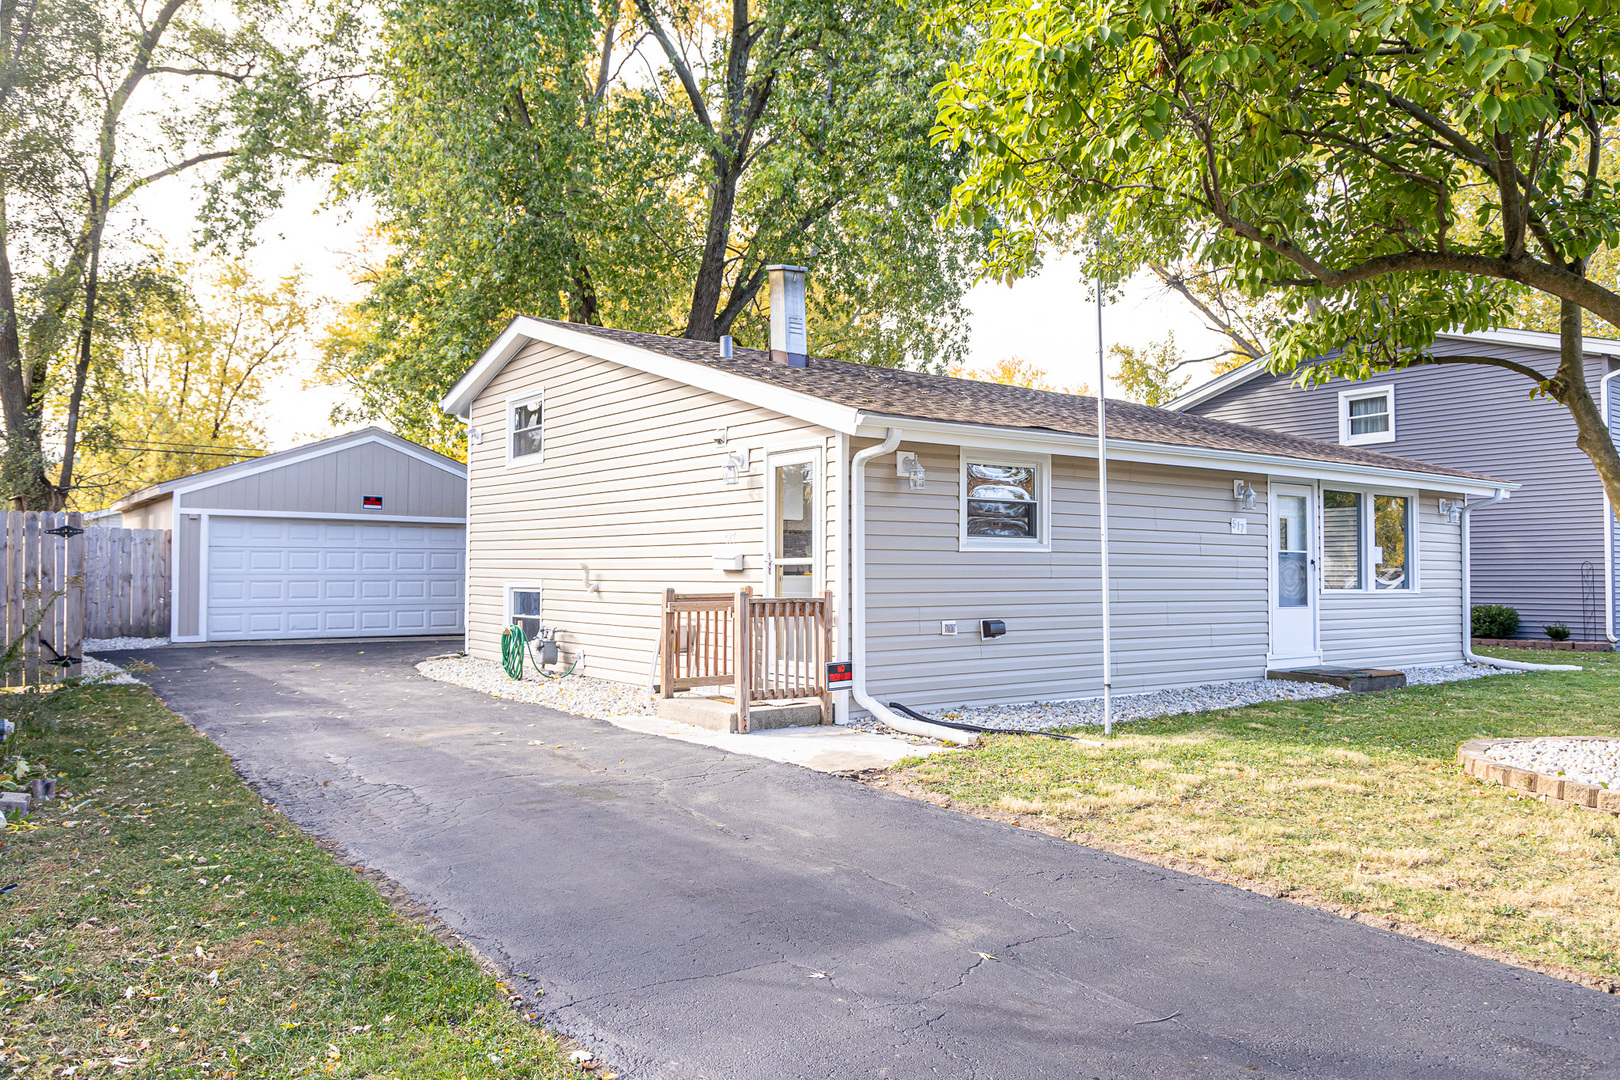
[
  {"left": 659, "top": 587, "right": 832, "bottom": 732},
  {"left": 0, "top": 512, "right": 171, "bottom": 686},
  {"left": 82, "top": 525, "right": 171, "bottom": 638},
  {"left": 2, "top": 512, "right": 85, "bottom": 686}
]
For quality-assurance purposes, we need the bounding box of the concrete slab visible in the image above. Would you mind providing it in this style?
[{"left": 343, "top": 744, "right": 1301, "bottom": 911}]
[
  {"left": 1268, "top": 666, "right": 1407, "bottom": 693},
  {"left": 608, "top": 714, "right": 949, "bottom": 772},
  {"left": 654, "top": 696, "right": 825, "bottom": 732}
]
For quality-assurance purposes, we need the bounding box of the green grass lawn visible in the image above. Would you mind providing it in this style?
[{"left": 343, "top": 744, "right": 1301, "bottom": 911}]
[
  {"left": 1, "top": 685, "right": 585, "bottom": 1079},
  {"left": 884, "top": 648, "right": 1620, "bottom": 988}
]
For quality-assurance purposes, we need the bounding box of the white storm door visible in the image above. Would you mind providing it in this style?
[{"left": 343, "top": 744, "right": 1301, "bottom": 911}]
[
  {"left": 763, "top": 449, "right": 821, "bottom": 598},
  {"left": 1270, "top": 485, "right": 1318, "bottom": 663}
]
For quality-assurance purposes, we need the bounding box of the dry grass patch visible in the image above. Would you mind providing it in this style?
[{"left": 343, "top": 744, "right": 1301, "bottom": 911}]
[{"left": 888, "top": 648, "right": 1620, "bottom": 987}]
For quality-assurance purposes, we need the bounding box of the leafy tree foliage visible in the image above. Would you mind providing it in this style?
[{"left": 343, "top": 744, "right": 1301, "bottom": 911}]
[
  {"left": 950, "top": 354, "right": 1089, "bottom": 394},
  {"left": 1110, "top": 333, "right": 1191, "bottom": 406},
  {"left": 322, "top": 0, "right": 982, "bottom": 452},
  {"left": 0, "top": 0, "right": 363, "bottom": 507},
  {"left": 936, "top": 0, "right": 1620, "bottom": 506},
  {"left": 68, "top": 258, "right": 313, "bottom": 506}
]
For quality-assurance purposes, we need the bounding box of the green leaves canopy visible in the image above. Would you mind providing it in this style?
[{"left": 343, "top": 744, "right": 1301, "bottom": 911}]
[{"left": 935, "top": 0, "right": 1620, "bottom": 374}]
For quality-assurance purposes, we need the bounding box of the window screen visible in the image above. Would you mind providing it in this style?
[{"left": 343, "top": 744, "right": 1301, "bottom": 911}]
[
  {"left": 1347, "top": 394, "right": 1390, "bottom": 437},
  {"left": 1373, "top": 495, "right": 1410, "bottom": 589},
  {"left": 511, "top": 398, "right": 543, "bottom": 458},
  {"left": 510, "top": 589, "right": 542, "bottom": 638},
  {"left": 966, "top": 463, "right": 1037, "bottom": 538},
  {"left": 1322, "top": 490, "right": 1362, "bottom": 590}
]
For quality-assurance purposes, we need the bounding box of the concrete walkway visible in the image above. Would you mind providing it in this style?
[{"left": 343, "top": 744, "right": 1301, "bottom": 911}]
[
  {"left": 115, "top": 640, "right": 1620, "bottom": 1080},
  {"left": 604, "top": 713, "right": 950, "bottom": 772}
]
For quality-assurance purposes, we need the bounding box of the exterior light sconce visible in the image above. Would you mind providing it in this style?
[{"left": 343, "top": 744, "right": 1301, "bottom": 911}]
[
  {"left": 1438, "top": 498, "right": 1464, "bottom": 524},
  {"left": 467, "top": 427, "right": 483, "bottom": 444},
  {"left": 1233, "top": 480, "right": 1257, "bottom": 510},
  {"left": 720, "top": 450, "right": 749, "bottom": 485},
  {"left": 896, "top": 450, "right": 926, "bottom": 490}
]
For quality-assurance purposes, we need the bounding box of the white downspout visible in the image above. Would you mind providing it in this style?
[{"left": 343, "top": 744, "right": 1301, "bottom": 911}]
[
  {"left": 1461, "top": 488, "right": 1581, "bottom": 672},
  {"left": 851, "top": 428, "right": 978, "bottom": 746}
]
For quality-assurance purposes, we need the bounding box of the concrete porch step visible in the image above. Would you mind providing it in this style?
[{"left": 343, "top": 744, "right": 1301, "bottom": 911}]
[
  {"left": 655, "top": 696, "right": 826, "bottom": 733},
  {"left": 1267, "top": 667, "right": 1406, "bottom": 693}
]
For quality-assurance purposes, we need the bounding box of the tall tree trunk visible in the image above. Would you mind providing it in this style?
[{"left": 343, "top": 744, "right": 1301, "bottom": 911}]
[
  {"left": 684, "top": 162, "right": 742, "bottom": 341},
  {"left": 1553, "top": 296, "right": 1620, "bottom": 544},
  {"left": 0, "top": 193, "right": 52, "bottom": 507},
  {"left": 55, "top": 170, "right": 113, "bottom": 508}
]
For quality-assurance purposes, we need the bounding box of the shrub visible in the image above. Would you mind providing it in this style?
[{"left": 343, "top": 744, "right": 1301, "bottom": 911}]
[
  {"left": 1545, "top": 622, "right": 1571, "bottom": 642},
  {"left": 1472, "top": 604, "right": 1520, "bottom": 639}
]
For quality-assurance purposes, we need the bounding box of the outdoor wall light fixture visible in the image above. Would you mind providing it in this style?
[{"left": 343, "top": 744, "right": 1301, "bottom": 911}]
[
  {"left": 1438, "top": 498, "right": 1464, "bottom": 524},
  {"left": 1233, "top": 480, "right": 1257, "bottom": 510},
  {"left": 467, "top": 427, "right": 483, "bottom": 444},
  {"left": 720, "top": 450, "right": 749, "bottom": 485},
  {"left": 896, "top": 450, "right": 926, "bottom": 490}
]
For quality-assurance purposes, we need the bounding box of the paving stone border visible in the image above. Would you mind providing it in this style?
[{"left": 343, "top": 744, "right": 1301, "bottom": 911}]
[
  {"left": 1471, "top": 637, "right": 1612, "bottom": 652},
  {"left": 1458, "top": 737, "right": 1620, "bottom": 813}
]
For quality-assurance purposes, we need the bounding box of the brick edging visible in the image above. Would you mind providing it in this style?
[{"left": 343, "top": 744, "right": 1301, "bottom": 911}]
[
  {"left": 1471, "top": 637, "right": 1612, "bottom": 651},
  {"left": 1457, "top": 737, "right": 1620, "bottom": 814}
]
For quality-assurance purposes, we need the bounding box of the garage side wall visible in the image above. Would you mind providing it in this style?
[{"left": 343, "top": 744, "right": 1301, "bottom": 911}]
[
  {"left": 176, "top": 513, "right": 202, "bottom": 638},
  {"left": 177, "top": 441, "right": 464, "bottom": 518},
  {"left": 465, "top": 341, "right": 841, "bottom": 685},
  {"left": 121, "top": 495, "right": 173, "bottom": 532},
  {"left": 862, "top": 444, "right": 1272, "bottom": 709}
]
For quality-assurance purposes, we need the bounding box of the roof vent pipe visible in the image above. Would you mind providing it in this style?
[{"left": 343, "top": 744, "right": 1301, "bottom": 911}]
[
  {"left": 719, "top": 334, "right": 733, "bottom": 359},
  {"left": 767, "top": 265, "right": 809, "bottom": 367}
]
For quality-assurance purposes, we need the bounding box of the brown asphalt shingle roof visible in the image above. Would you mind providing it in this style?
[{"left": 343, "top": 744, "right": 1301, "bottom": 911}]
[{"left": 546, "top": 320, "right": 1503, "bottom": 485}]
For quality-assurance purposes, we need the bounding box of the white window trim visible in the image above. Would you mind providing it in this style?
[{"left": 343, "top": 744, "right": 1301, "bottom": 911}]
[
  {"left": 1338, "top": 385, "right": 1396, "bottom": 446},
  {"left": 1318, "top": 485, "right": 1420, "bottom": 593},
  {"left": 504, "top": 390, "right": 545, "bottom": 466},
  {"left": 958, "top": 450, "right": 1052, "bottom": 552},
  {"left": 504, "top": 580, "right": 544, "bottom": 633}
]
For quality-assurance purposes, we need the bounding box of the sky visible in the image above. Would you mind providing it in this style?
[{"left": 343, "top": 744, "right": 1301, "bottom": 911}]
[{"left": 140, "top": 175, "right": 1234, "bottom": 451}]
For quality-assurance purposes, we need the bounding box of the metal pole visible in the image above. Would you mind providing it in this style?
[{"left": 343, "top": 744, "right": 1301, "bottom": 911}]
[{"left": 1097, "top": 277, "right": 1113, "bottom": 736}]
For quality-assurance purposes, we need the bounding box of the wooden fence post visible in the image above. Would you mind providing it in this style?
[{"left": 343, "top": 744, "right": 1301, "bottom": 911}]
[
  {"left": 22, "top": 512, "right": 39, "bottom": 685},
  {"left": 64, "top": 512, "right": 83, "bottom": 679},
  {"left": 659, "top": 588, "right": 675, "bottom": 700},
  {"left": 734, "top": 587, "right": 751, "bottom": 733},
  {"left": 820, "top": 589, "right": 834, "bottom": 724}
]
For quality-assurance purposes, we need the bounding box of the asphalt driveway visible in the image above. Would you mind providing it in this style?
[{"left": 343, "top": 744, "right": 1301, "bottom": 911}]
[{"left": 117, "top": 640, "right": 1619, "bottom": 1079}]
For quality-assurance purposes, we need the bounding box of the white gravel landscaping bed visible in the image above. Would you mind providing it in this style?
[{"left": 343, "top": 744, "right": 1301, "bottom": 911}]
[
  {"left": 80, "top": 657, "right": 141, "bottom": 685},
  {"left": 84, "top": 636, "right": 169, "bottom": 652},
  {"left": 928, "top": 662, "right": 1516, "bottom": 733},
  {"left": 416, "top": 654, "right": 657, "bottom": 721},
  {"left": 1483, "top": 738, "right": 1620, "bottom": 792}
]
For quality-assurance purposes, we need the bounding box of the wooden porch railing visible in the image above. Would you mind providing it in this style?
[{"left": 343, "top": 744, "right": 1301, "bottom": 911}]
[{"left": 660, "top": 587, "right": 832, "bottom": 731}]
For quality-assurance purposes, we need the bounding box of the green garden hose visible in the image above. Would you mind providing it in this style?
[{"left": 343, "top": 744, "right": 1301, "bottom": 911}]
[{"left": 500, "top": 624, "right": 582, "bottom": 681}]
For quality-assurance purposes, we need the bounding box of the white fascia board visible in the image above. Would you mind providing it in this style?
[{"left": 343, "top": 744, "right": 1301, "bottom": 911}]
[
  {"left": 171, "top": 431, "right": 463, "bottom": 504},
  {"left": 442, "top": 316, "right": 864, "bottom": 434},
  {"left": 1163, "top": 358, "right": 1269, "bottom": 411},
  {"left": 854, "top": 416, "right": 1513, "bottom": 497},
  {"left": 1438, "top": 327, "right": 1620, "bottom": 357}
]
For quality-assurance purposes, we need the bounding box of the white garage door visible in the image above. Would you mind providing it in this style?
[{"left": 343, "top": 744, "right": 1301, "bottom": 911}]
[{"left": 206, "top": 517, "right": 464, "bottom": 640}]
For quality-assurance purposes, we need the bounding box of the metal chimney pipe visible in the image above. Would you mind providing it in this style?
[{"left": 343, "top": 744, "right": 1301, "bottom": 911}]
[{"left": 767, "top": 265, "right": 809, "bottom": 367}]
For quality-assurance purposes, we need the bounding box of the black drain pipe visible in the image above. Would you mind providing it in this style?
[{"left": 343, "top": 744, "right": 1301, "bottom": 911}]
[{"left": 887, "top": 702, "right": 1098, "bottom": 743}]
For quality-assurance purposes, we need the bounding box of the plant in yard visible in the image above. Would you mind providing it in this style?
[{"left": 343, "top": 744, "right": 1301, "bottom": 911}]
[
  {"left": 1472, "top": 604, "right": 1520, "bottom": 639},
  {"left": 1545, "top": 622, "right": 1572, "bottom": 641},
  {"left": 935, "top": 0, "right": 1620, "bottom": 517}
]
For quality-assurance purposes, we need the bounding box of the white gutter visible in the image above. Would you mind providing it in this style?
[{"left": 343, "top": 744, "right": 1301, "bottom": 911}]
[
  {"left": 1095, "top": 283, "right": 1113, "bottom": 736},
  {"left": 1602, "top": 370, "right": 1620, "bottom": 645},
  {"left": 850, "top": 428, "right": 978, "bottom": 746},
  {"left": 1461, "top": 489, "right": 1582, "bottom": 672}
]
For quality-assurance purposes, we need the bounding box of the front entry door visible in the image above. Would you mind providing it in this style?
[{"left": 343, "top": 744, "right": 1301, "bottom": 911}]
[
  {"left": 1271, "top": 484, "right": 1318, "bottom": 664},
  {"left": 764, "top": 449, "right": 820, "bottom": 598}
]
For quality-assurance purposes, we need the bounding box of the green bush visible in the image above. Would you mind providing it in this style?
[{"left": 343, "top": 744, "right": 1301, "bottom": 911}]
[
  {"left": 1544, "top": 622, "right": 1571, "bottom": 642},
  {"left": 1472, "top": 604, "right": 1520, "bottom": 639}
]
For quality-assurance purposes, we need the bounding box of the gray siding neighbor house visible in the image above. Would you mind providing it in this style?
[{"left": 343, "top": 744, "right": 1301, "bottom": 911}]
[
  {"left": 442, "top": 272, "right": 1508, "bottom": 726},
  {"left": 1168, "top": 328, "right": 1620, "bottom": 642}
]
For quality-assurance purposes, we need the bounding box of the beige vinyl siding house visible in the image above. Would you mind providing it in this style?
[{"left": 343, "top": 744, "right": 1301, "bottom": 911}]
[{"left": 444, "top": 300, "right": 1510, "bottom": 722}]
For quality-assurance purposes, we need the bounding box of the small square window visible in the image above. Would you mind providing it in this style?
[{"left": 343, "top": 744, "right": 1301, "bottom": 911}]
[
  {"left": 1339, "top": 387, "right": 1395, "bottom": 445},
  {"left": 509, "top": 588, "right": 542, "bottom": 639},
  {"left": 965, "top": 462, "right": 1038, "bottom": 539},
  {"left": 509, "top": 394, "right": 543, "bottom": 461}
]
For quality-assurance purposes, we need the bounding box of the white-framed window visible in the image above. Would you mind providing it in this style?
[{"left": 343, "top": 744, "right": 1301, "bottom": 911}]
[
  {"left": 1320, "top": 487, "right": 1414, "bottom": 591},
  {"left": 506, "top": 391, "right": 544, "bottom": 464},
  {"left": 1338, "top": 386, "right": 1395, "bottom": 445},
  {"left": 959, "top": 451, "right": 1051, "bottom": 551},
  {"left": 506, "top": 582, "right": 543, "bottom": 638}
]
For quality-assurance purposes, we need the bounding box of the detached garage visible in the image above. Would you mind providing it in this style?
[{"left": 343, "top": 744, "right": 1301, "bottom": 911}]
[{"left": 114, "top": 428, "right": 467, "bottom": 642}]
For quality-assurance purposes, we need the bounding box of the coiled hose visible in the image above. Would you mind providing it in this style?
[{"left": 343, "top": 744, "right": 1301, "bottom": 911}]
[{"left": 500, "top": 625, "right": 580, "bottom": 681}]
